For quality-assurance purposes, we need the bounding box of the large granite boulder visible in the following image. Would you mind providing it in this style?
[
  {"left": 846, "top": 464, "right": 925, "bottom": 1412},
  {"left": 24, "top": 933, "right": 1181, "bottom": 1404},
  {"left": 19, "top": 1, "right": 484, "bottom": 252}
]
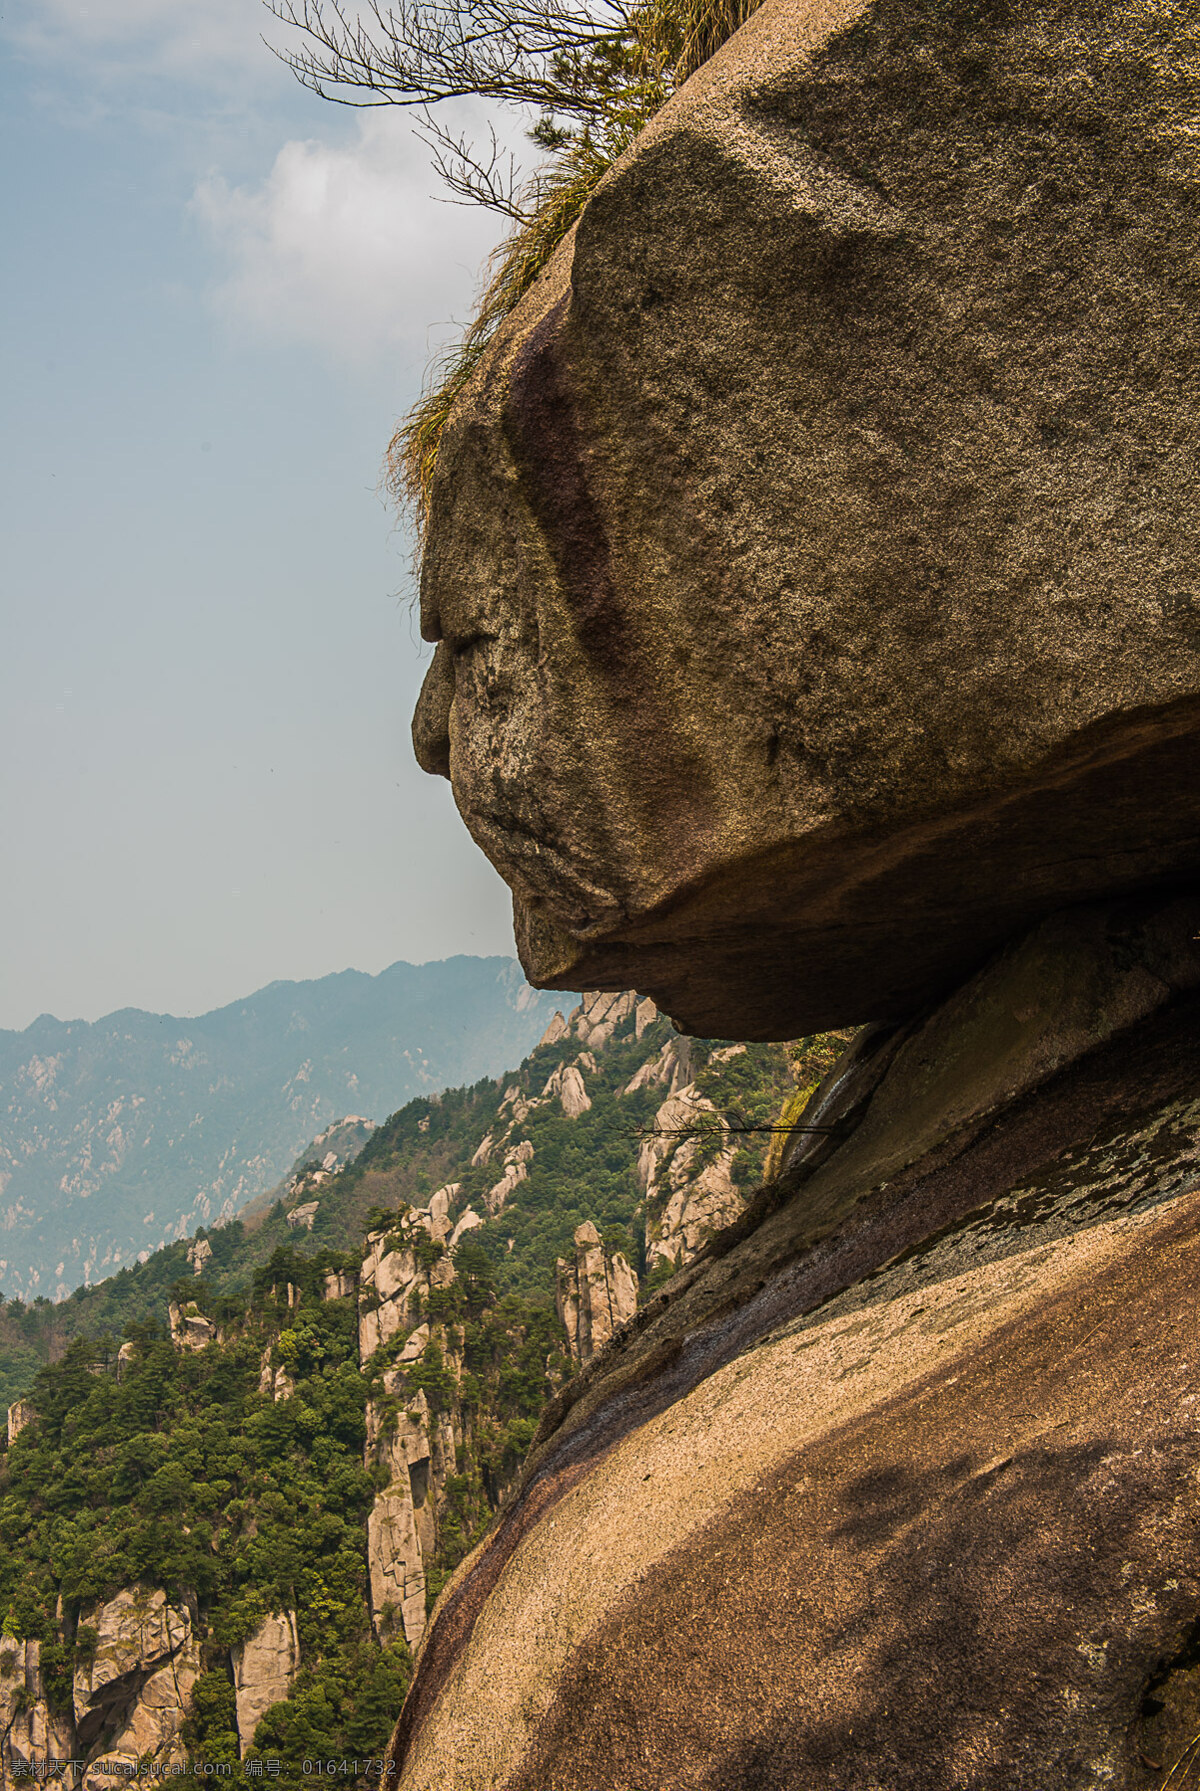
[
  {"left": 413, "top": 0, "right": 1200, "bottom": 1040},
  {"left": 385, "top": 894, "right": 1200, "bottom": 1789}
]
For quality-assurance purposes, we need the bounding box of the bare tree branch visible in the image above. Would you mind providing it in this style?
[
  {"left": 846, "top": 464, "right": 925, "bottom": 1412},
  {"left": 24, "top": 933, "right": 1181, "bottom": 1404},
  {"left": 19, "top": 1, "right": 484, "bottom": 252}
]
[
  {"left": 264, "top": 0, "right": 638, "bottom": 118},
  {"left": 414, "top": 111, "right": 532, "bottom": 216}
]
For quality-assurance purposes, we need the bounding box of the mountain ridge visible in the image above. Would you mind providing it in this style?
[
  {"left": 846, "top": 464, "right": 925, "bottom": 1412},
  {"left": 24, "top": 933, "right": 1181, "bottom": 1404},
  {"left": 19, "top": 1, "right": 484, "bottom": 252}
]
[{"left": 0, "top": 956, "right": 569, "bottom": 1301}]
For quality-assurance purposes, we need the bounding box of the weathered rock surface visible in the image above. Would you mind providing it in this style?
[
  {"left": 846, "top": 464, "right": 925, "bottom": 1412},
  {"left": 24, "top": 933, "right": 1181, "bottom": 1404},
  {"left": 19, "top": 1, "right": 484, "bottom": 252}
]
[
  {"left": 484, "top": 1141, "right": 534, "bottom": 1216},
  {"left": 637, "top": 1084, "right": 743, "bottom": 1272},
  {"left": 537, "top": 1010, "right": 570, "bottom": 1048},
  {"left": 0, "top": 1640, "right": 74, "bottom": 1777},
  {"left": 168, "top": 1299, "right": 218, "bottom": 1352},
  {"left": 2, "top": 1593, "right": 199, "bottom": 1786},
  {"left": 186, "top": 1235, "right": 212, "bottom": 1276},
  {"left": 232, "top": 1611, "right": 300, "bottom": 1755},
  {"left": 357, "top": 1202, "right": 475, "bottom": 1650},
  {"left": 542, "top": 1062, "right": 591, "bottom": 1118},
  {"left": 555, "top": 1223, "right": 638, "bottom": 1367},
  {"left": 6, "top": 1398, "right": 34, "bottom": 1445},
  {"left": 367, "top": 1389, "right": 440, "bottom": 1649},
  {"left": 385, "top": 895, "right": 1200, "bottom": 1789},
  {"left": 74, "top": 1587, "right": 191, "bottom": 1724},
  {"left": 73, "top": 1586, "right": 198, "bottom": 1779},
  {"left": 412, "top": 0, "right": 1200, "bottom": 1040},
  {"left": 359, "top": 1221, "right": 456, "bottom": 1359}
]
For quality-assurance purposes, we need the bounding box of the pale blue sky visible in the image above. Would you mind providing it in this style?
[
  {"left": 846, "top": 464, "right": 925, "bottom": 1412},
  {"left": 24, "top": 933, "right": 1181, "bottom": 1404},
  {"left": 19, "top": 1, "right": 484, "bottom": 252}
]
[{"left": 1, "top": 0, "right": 521, "bottom": 1030}]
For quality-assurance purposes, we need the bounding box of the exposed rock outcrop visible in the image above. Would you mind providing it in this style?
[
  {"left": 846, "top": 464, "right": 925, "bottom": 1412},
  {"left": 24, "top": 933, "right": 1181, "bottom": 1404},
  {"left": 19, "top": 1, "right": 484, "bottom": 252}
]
[
  {"left": 633, "top": 997, "right": 658, "bottom": 1039},
  {"left": 0, "top": 1640, "right": 74, "bottom": 1778},
  {"left": 186, "top": 1235, "right": 212, "bottom": 1276},
  {"left": 356, "top": 1202, "right": 472, "bottom": 1651},
  {"left": 232, "top": 1611, "right": 299, "bottom": 1755},
  {"left": 448, "top": 1207, "right": 482, "bottom": 1247},
  {"left": 167, "top": 1300, "right": 217, "bottom": 1352},
  {"left": 412, "top": 0, "right": 1200, "bottom": 1042},
  {"left": 421, "top": 1184, "right": 457, "bottom": 1240},
  {"left": 362, "top": 1330, "right": 466, "bottom": 1650},
  {"left": 620, "top": 1034, "right": 692, "bottom": 1098},
  {"left": 631, "top": 1040, "right": 773, "bottom": 1271},
  {"left": 537, "top": 1011, "right": 570, "bottom": 1048},
  {"left": 555, "top": 1223, "right": 638, "bottom": 1367},
  {"left": 359, "top": 1220, "right": 455, "bottom": 1360},
  {"left": 366, "top": 1389, "right": 440, "bottom": 1649},
  {"left": 384, "top": 898, "right": 1200, "bottom": 1789},
  {"left": 570, "top": 992, "right": 637, "bottom": 1051},
  {"left": 484, "top": 1141, "right": 534, "bottom": 1216},
  {"left": 74, "top": 1586, "right": 199, "bottom": 1780},
  {"left": 638, "top": 1084, "right": 742, "bottom": 1273},
  {"left": 542, "top": 1062, "right": 591, "bottom": 1118},
  {"left": 6, "top": 1398, "right": 34, "bottom": 1445}
]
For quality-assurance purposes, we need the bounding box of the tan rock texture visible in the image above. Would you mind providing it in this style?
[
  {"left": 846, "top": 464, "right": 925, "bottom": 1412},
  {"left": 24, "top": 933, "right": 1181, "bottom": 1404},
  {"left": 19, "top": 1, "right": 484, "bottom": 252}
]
[
  {"left": 638, "top": 1084, "right": 743, "bottom": 1271},
  {"left": 72, "top": 1586, "right": 198, "bottom": 1780},
  {"left": 167, "top": 1300, "right": 217, "bottom": 1352},
  {"left": 73, "top": 1587, "right": 191, "bottom": 1724},
  {"left": 360, "top": 1223, "right": 456, "bottom": 1359},
  {"left": 367, "top": 1392, "right": 437, "bottom": 1648},
  {"left": 357, "top": 1206, "right": 475, "bottom": 1651},
  {"left": 412, "top": 0, "right": 1200, "bottom": 1040},
  {"left": 232, "top": 1611, "right": 300, "bottom": 1755},
  {"left": 385, "top": 896, "right": 1200, "bottom": 1790},
  {"left": 555, "top": 1223, "right": 638, "bottom": 1367},
  {"left": 6, "top": 1399, "right": 34, "bottom": 1445},
  {"left": 0, "top": 1640, "right": 74, "bottom": 1777}
]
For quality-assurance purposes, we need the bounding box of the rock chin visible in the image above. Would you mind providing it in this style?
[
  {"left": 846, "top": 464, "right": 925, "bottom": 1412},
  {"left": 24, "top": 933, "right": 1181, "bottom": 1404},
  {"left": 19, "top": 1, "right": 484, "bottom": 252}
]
[{"left": 412, "top": 0, "right": 1200, "bottom": 1040}]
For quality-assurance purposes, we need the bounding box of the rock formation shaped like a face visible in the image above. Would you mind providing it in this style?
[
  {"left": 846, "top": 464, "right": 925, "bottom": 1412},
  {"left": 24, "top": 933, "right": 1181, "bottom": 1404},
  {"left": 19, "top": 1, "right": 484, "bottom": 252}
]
[{"left": 414, "top": 0, "right": 1200, "bottom": 1039}]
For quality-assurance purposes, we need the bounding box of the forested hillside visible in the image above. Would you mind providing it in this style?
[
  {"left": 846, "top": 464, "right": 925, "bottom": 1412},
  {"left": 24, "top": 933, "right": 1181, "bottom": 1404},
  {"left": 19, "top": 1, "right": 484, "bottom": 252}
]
[
  {"left": 0, "top": 956, "right": 566, "bottom": 1301},
  {"left": 0, "top": 993, "right": 849, "bottom": 1784}
]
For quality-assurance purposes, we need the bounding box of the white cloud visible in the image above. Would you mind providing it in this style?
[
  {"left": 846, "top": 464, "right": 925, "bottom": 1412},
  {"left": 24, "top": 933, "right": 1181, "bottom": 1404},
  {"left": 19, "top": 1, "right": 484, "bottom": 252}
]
[
  {"left": 192, "top": 110, "right": 509, "bottom": 365},
  {"left": 11, "top": 0, "right": 272, "bottom": 82}
]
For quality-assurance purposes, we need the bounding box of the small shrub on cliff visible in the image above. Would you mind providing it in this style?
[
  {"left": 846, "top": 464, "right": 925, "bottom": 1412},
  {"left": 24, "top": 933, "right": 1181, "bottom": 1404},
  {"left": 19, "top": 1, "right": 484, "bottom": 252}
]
[
  {"left": 270, "top": 0, "right": 765, "bottom": 528},
  {"left": 182, "top": 1670, "right": 240, "bottom": 1766}
]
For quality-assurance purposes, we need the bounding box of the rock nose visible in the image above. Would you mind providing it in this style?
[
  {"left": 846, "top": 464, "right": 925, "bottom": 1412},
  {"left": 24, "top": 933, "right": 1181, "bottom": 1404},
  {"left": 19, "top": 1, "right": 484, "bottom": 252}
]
[{"left": 412, "top": 641, "right": 453, "bottom": 780}]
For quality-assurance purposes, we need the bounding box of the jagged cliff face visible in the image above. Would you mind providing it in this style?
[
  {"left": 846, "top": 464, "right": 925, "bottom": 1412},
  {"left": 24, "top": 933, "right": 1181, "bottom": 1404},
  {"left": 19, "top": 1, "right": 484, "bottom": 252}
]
[
  {"left": 555, "top": 1224, "right": 637, "bottom": 1368},
  {"left": 358, "top": 1204, "right": 469, "bottom": 1652},
  {"left": 0, "top": 1640, "right": 74, "bottom": 1778},
  {"left": 73, "top": 1588, "right": 200, "bottom": 1774},
  {"left": 2, "top": 988, "right": 808, "bottom": 1783},
  {"left": 413, "top": 0, "right": 1200, "bottom": 1041},
  {"left": 0, "top": 1587, "right": 216, "bottom": 1784},
  {"left": 232, "top": 1614, "right": 300, "bottom": 1760}
]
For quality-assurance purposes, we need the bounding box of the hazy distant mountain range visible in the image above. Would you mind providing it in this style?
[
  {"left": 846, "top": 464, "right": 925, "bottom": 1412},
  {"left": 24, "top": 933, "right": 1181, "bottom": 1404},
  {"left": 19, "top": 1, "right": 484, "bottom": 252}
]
[{"left": 0, "top": 958, "right": 569, "bottom": 1300}]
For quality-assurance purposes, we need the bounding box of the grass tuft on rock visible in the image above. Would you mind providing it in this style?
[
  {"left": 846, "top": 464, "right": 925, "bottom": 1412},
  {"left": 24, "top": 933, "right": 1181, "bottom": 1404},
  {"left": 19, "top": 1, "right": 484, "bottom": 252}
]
[{"left": 386, "top": 0, "right": 764, "bottom": 532}]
